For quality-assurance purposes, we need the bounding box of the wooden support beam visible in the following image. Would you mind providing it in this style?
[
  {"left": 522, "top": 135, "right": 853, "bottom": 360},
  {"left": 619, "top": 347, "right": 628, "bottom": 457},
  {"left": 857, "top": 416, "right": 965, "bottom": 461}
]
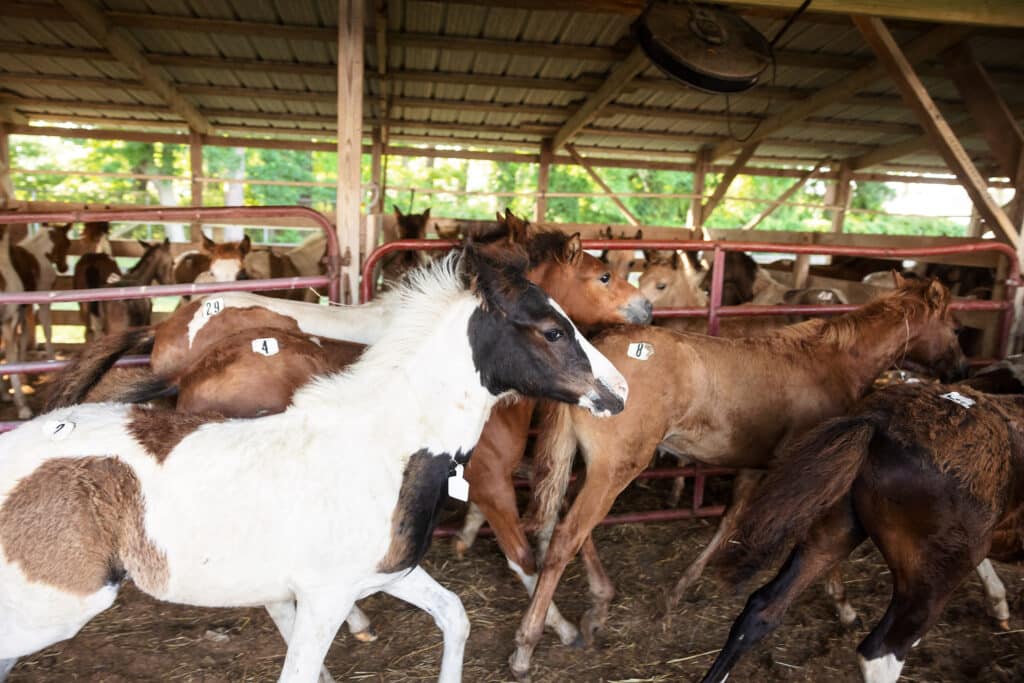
[
  {"left": 829, "top": 162, "right": 854, "bottom": 233},
  {"left": 741, "top": 159, "right": 829, "bottom": 231},
  {"left": 689, "top": 148, "right": 709, "bottom": 230},
  {"left": 702, "top": 143, "right": 760, "bottom": 222},
  {"left": 710, "top": 23, "right": 969, "bottom": 162},
  {"left": 0, "top": 105, "right": 27, "bottom": 126},
  {"left": 564, "top": 143, "right": 639, "bottom": 226},
  {"left": 551, "top": 46, "right": 649, "bottom": 151},
  {"left": 942, "top": 42, "right": 1024, "bottom": 183},
  {"left": 536, "top": 140, "right": 553, "bottom": 223},
  {"left": 370, "top": 127, "right": 384, "bottom": 215},
  {"left": 854, "top": 16, "right": 1018, "bottom": 249},
  {"left": 337, "top": 0, "right": 364, "bottom": 303},
  {"left": 57, "top": 0, "right": 209, "bottom": 135},
  {"left": 719, "top": 1, "right": 1024, "bottom": 29},
  {"left": 0, "top": 123, "right": 12, "bottom": 208},
  {"left": 188, "top": 128, "right": 203, "bottom": 242}
]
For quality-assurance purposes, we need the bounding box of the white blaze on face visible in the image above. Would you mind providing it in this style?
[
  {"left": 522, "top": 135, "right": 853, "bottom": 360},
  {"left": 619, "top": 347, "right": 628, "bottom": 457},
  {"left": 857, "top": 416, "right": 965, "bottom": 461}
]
[
  {"left": 209, "top": 258, "right": 243, "bottom": 283},
  {"left": 547, "top": 298, "right": 628, "bottom": 411}
]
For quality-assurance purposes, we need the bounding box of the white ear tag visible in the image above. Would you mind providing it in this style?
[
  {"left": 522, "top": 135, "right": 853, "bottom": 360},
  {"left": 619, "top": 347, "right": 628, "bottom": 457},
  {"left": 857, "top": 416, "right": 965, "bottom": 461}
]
[
  {"left": 251, "top": 337, "right": 279, "bottom": 356},
  {"left": 941, "top": 391, "right": 975, "bottom": 409},
  {"left": 43, "top": 420, "right": 75, "bottom": 441},
  {"left": 201, "top": 297, "right": 224, "bottom": 319},
  {"left": 627, "top": 342, "right": 655, "bottom": 361},
  {"left": 448, "top": 464, "right": 470, "bottom": 502},
  {"left": 105, "top": 272, "right": 121, "bottom": 284}
]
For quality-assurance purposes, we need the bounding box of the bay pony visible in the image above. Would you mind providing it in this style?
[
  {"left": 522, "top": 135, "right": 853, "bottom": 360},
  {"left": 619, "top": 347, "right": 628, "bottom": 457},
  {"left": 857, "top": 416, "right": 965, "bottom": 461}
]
[{"left": 0, "top": 242, "right": 627, "bottom": 683}]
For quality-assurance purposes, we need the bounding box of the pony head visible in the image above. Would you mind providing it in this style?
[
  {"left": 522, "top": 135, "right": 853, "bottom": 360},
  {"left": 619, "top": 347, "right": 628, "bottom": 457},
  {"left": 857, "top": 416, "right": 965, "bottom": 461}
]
[
  {"left": 893, "top": 274, "right": 967, "bottom": 382},
  {"left": 460, "top": 241, "right": 627, "bottom": 417},
  {"left": 44, "top": 223, "right": 73, "bottom": 274},
  {"left": 201, "top": 233, "right": 252, "bottom": 282}
]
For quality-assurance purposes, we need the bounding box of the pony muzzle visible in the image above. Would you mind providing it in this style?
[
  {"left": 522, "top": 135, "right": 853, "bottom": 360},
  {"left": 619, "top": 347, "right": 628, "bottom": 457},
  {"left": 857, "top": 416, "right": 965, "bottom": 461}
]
[
  {"left": 621, "top": 296, "right": 654, "bottom": 325},
  {"left": 579, "top": 374, "right": 628, "bottom": 417}
]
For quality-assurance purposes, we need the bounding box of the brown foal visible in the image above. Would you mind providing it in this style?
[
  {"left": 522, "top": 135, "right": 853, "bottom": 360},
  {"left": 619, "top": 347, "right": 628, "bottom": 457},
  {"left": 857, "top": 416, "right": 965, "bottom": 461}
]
[{"left": 507, "top": 276, "right": 966, "bottom": 680}]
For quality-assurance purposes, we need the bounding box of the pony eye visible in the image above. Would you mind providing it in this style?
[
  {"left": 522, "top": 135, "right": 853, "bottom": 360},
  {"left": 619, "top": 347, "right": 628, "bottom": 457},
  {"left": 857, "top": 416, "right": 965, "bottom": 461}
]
[
  {"left": 543, "top": 329, "right": 565, "bottom": 342},
  {"left": 656, "top": 283, "right": 667, "bottom": 290},
  {"left": 599, "top": 272, "right": 611, "bottom": 284}
]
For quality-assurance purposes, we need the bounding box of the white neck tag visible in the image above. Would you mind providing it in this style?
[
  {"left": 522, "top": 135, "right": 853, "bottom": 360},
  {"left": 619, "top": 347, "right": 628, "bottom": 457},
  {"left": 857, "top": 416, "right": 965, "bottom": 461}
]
[
  {"left": 941, "top": 391, "right": 975, "bottom": 409},
  {"left": 627, "top": 342, "right": 655, "bottom": 360},
  {"left": 448, "top": 464, "right": 470, "bottom": 502},
  {"left": 251, "top": 337, "right": 280, "bottom": 356},
  {"left": 44, "top": 420, "right": 75, "bottom": 441},
  {"left": 202, "top": 297, "right": 224, "bottom": 319}
]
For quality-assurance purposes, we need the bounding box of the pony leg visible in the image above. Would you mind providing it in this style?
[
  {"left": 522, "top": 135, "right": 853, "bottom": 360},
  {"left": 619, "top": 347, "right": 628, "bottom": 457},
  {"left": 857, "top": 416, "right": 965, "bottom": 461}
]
[
  {"left": 701, "top": 502, "right": 865, "bottom": 683},
  {"left": 383, "top": 566, "right": 470, "bottom": 683},
  {"left": 578, "top": 535, "right": 615, "bottom": 646},
  {"left": 344, "top": 605, "right": 377, "bottom": 642},
  {"left": 2, "top": 317, "right": 31, "bottom": 419},
  {"left": 668, "top": 475, "right": 685, "bottom": 508},
  {"left": 975, "top": 559, "right": 1010, "bottom": 630},
  {"left": 453, "top": 502, "right": 487, "bottom": 558},
  {"left": 665, "top": 469, "right": 763, "bottom": 615},
  {"left": 824, "top": 566, "right": 861, "bottom": 628},
  {"left": 37, "top": 304, "right": 54, "bottom": 359},
  {"left": 264, "top": 601, "right": 336, "bottom": 683},
  {"left": 509, "top": 458, "right": 646, "bottom": 681},
  {"left": 277, "top": 595, "right": 352, "bottom": 683}
]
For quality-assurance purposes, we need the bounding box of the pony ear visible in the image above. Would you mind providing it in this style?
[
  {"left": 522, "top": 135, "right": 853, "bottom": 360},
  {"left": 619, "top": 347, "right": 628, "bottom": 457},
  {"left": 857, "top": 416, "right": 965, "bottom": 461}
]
[
  {"left": 461, "top": 242, "right": 528, "bottom": 314},
  {"left": 601, "top": 226, "right": 612, "bottom": 239},
  {"left": 563, "top": 233, "right": 583, "bottom": 265},
  {"left": 926, "top": 278, "right": 949, "bottom": 311},
  {"left": 671, "top": 252, "right": 681, "bottom": 270},
  {"left": 393, "top": 205, "right": 404, "bottom": 219},
  {"left": 421, "top": 208, "right": 430, "bottom": 221},
  {"left": 643, "top": 249, "right": 658, "bottom": 264},
  {"left": 163, "top": 237, "right": 170, "bottom": 247},
  {"left": 891, "top": 270, "right": 906, "bottom": 288},
  {"left": 634, "top": 229, "right": 643, "bottom": 240},
  {"left": 137, "top": 239, "right": 151, "bottom": 250},
  {"left": 201, "top": 233, "right": 215, "bottom": 251},
  {"left": 240, "top": 234, "right": 252, "bottom": 255}
]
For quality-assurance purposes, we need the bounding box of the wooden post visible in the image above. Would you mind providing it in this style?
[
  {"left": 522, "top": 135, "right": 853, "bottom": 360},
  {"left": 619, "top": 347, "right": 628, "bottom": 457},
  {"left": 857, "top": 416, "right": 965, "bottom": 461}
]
[
  {"left": 188, "top": 128, "right": 203, "bottom": 242},
  {"left": 741, "top": 158, "right": 828, "bottom": 231},
  {"left": 792, "top": 254, "right": 811, "bottom": 288},
  {"left": 0, "top": 123, "right": 13, "bottom": 208},
  {"left": 536, "top": 140, "right": 552, "bottom": 223},
  {"left": 370, "top": 127, "right": 384, "bottom": 215},
  {"left": 564, "top": 143, "right": 639, "bottom": 226},
  {"left": 337, "top": 0, "right": 365, "bottom": 303},
  {"left": 854, "top": 16, "right": 1018, "bottom": 250},
  {"left": 689, "top": 147, "right": 708, "bottom": 230},
  {"left": 830, "top": 162, "right": 853, "bottom": 233}
]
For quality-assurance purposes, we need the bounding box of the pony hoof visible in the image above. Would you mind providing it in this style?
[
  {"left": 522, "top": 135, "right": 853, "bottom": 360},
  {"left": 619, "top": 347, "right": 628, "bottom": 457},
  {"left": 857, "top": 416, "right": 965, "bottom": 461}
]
[
  {"left": 842, "top": 616, "right": 864, "bottom": 631},
  {"left": 568, "top": 632, "right": 585, "bottom": 649},
  {"left": 998, "top": 619, "right": 1011, "bottom": 631},
  {"left": 508, "top": 655, "right": 532, "bottom": 683},
  {"left": 453, "top": 537, "right": 468, "bottom": 560},
  {"left": 353, "top": 627, "right": 378, "bottom": 643}
]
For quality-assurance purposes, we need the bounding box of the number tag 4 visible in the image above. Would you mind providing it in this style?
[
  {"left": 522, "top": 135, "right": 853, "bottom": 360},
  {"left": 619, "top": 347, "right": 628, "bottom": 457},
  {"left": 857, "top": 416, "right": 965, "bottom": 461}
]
[
  {"left": 251, "top": 337, "right": 280, "bottom": 356},
  {"left": 43, "top": 420, "right": 76, "bottom": 441},
  {"left": 202, "top": 297, "right": 224, "bottom": 320},
  {"left": 626, "top": 342, "right": 655, "bottom": 361}
]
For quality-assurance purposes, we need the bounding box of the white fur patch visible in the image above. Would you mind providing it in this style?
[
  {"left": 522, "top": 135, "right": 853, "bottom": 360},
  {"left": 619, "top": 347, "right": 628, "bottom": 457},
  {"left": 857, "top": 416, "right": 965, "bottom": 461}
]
[
  {"left": 858, "top": 653, "right": 904, "bottom": 683},
  {"left": 626, "top": 342, "right": 654, "bottom": 360},
  {"left": 209, "top": 258, "right": 243, "bottom": 283},
  {"left": 251, "top": 338, "right": 279, "bottom": 356}
]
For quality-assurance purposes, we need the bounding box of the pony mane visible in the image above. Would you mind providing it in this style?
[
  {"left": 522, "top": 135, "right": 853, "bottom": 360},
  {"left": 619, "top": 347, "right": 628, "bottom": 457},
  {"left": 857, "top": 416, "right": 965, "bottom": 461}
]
[{"left": 524, "top": 230, "right": 573, "bottom": 267}]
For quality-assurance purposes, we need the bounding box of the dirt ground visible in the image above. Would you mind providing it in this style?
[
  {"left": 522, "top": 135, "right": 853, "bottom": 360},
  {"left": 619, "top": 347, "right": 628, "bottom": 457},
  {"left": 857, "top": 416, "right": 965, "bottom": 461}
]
[{"left": 2, "top": 460, "right": 1021, "bottom": 683}]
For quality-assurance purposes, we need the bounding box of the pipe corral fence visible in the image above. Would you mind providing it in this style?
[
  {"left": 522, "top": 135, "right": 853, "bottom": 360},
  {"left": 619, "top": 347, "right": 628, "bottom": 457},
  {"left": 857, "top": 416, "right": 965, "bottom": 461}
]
[{"left": 0, "top": 210, "right": 1019, "bottom": 530}]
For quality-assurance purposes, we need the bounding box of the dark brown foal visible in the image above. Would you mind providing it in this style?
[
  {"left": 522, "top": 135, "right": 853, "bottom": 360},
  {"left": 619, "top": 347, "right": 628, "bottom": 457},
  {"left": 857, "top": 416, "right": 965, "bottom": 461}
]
[{"left": 703, "top": 383, "right": 1024, "bottom": 683}]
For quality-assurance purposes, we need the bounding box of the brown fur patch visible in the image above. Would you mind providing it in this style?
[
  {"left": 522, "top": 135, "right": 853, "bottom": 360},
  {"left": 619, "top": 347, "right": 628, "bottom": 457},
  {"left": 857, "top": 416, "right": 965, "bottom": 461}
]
[
  {"left": 0, "top": 456, "right": 168, "bottom": 595},
  {"left": 10, "top": 245, "right": 40, "bottom": 291},
  {"left": 377, "top": 450, "right": 451, "bottom": 574},
  {"left": 127, "top": 404, "right": 225, "bottom": 463}
]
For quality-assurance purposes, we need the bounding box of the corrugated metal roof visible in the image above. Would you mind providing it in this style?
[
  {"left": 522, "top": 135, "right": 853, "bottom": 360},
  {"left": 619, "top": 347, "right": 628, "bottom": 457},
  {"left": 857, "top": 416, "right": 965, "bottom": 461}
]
[{"left": 0, "top": 0, "right": 1021, "bottom": 178}]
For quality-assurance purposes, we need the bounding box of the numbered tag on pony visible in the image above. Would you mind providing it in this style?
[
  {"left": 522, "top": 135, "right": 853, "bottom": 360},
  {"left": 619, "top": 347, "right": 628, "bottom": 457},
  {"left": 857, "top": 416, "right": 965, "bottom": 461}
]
[
  {"left": 105, "top": 272, "right": 122, "bottom": 285},
  {"left": 43, "top": 420, "right": 75, "bottom": 441},
  {"left": 201, "top": 297, "right": 224, "bottom": 320},
  {"left": 626, "top": 342, "right": 655, "bottom": 361},
  {"left": 448, "top": 464, "right": 470, "bottom": 502},
  {"left": 940, "top": 391, "right": 975, "bottom": 409},
  {"left": 251, "top": 337, "right": 280, "bottom": 357}
]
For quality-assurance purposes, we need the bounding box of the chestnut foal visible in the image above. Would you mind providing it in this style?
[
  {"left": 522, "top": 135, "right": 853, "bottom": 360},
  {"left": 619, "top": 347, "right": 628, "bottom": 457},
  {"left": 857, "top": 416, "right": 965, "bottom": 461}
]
[
  {"left": 508, "top": 277, "right": 967, "bottom": 680},
  {"left": 704, "top": 382, "right": 1024, "bottom": 683}
]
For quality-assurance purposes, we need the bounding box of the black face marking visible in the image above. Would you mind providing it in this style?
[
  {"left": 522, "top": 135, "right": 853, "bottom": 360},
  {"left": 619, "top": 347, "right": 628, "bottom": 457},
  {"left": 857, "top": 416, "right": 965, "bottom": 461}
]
[
  {"left": 377, "top": 448, "right": 472, "bottom": 574},
  {"left": 467, "top": 282, "right": 594, "bottom": 402}
]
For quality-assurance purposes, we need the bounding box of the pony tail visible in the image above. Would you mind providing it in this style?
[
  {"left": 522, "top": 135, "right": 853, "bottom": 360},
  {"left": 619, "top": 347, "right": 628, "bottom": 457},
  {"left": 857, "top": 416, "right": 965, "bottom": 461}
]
[
  {"left": 721, "top": 415, "right": 877, "bottom": 583},
  {"left": 528, "top": 400, "right": 579, "bottom": 559},
  {"left": 44, "top": 326, "right": 156, "bottom": 410}
]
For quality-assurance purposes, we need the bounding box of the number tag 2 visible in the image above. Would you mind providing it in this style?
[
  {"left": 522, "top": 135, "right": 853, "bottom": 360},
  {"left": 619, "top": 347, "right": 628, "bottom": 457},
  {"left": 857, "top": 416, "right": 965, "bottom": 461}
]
[
  {"left": 251, "top": 337, "right": 280, "bottom": 356},
  {"left": 202, "top": 297, "right": 224, "bottom": 320},
  {"left": 627, "top": 342, "right": 655, "bottom": 361},
  {"left": 941, "top": 391, "right": 975, "bottom": 409},
  {"left": 43, "top": 420, "right": 75, "bottom": 441}
]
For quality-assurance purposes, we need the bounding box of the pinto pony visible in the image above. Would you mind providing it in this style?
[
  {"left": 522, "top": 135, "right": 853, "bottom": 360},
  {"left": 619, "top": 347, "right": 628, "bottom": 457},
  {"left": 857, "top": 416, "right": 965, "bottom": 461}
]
[
  {"left": 0, "top": 243, "right": 627, "bottom": 683},
  {"left": 703, "top": 383, "right": 1024, "bottom": 683},
  {"left": 95, "top": 239, "right": 174, "bottom": 337},
  {"left": 507, "top": 276, "right": 967, "bottom": 680},
  {"left": 173, "top": 233, "right": 252, "bottom": 285}
]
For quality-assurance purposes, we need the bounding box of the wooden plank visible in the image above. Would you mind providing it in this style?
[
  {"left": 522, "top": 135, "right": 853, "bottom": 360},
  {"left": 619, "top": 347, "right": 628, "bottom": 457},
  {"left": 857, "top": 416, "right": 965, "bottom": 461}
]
[
  {"left": 0, "top": 123, "right": 12, "bottom": 207},
  {"left": 741, "top": 159, "right": 828, "bottom": 231},
  {"left": 942, "top": 42, "right": 1024, "bottom": 183},
  {"left": 370, "top": 127, "right": 384, "bottom": 215},
  {"left": 689, "top": 148, "right": 709, "bottom": 230},
  {"left": 188, "top": 128, "right": 203, "bottom": 242},
  {"left": 702, "top": 143, "right": 760, "bottom": 220},
  {"left": 829, "top": 162, "right": 853, "bottom": 233},
  {"left": 564, "top": 144, "right": 639, "bottom": 226},
  {"left": 710, "top": 23, "right": 970, "bottom": 162},
  {"left": 854, "top": 16, "right": 1018, "bottom": 250},
  {"left": 337, "top": 0, "right": 364, "bottom": 303},
  {"left": 551, "top": 45, "right": 650, "bottom": 150},
  {"left": 536, "top": 141, "right": 552, "bottom": 223},
  {"left": 719, "top": 1, "right": 1024, "bottom": 29}
]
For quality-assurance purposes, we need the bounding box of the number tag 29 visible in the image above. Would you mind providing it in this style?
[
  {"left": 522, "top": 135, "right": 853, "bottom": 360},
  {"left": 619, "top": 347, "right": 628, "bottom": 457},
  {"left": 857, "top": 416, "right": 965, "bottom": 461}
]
[{"left": 202, "top": 297, "right": 224, "bottom": 320}]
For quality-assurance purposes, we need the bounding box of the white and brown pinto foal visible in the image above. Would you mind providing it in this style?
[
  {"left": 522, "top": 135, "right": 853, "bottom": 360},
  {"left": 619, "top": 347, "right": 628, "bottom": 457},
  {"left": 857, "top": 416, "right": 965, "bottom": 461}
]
[{"left": 0, "top": 243, "right": 627, "bottom": 683}]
